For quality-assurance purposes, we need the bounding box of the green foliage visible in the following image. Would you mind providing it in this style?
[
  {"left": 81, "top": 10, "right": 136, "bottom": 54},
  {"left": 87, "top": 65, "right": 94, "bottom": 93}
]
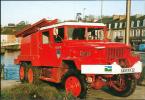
[
  {"left": 1, "top": 21, "right": 29, "bottom": 35},
  {"left": 15, "top": 21, "right": 29, "bottom": 32},
  {"left": 1, "top": 83, "right": 77, "bottom": 100}
]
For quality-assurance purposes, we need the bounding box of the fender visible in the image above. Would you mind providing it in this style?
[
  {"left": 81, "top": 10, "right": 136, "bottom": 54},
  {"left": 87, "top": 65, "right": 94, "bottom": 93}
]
[{"left": 62, "top": 56, "right": 83, "bottom": 70}]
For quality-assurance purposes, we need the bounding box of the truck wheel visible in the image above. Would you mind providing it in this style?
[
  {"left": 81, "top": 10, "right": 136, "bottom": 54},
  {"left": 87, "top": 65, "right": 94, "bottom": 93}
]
[
  {"left": 19, "top": 65, "right": 25, "bottom": 82},
  {"left": 27, "top": 66, "right": 42, "bottom": 84},
  {"left": 27, "top": 67, "right": 33, "bottom": 84},
  {"left": 109, "top": 74, "right": 136, "bottom": 97},
  {"left": 62, "top": 70, "right": 87, "bottom": 99},
  {"left": 19, "top": 63, "right": 28, "bottom": 83}
]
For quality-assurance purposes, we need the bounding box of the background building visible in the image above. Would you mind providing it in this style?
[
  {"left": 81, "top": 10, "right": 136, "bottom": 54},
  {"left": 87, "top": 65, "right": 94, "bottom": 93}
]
[{"left": 97, "top": 14, "right": 145, "bottom": 46}]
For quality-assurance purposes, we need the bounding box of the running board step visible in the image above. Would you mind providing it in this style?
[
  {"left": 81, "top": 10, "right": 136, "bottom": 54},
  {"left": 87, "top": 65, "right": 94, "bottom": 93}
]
[{"left": 40, "top": 76, "right": 60, "bottom": 83}]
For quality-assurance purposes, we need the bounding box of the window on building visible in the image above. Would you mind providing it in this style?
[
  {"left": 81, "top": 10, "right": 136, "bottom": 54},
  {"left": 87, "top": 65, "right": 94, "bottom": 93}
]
[
  {"left": 109, "top": 24, "right": 111, "bottom": 29},
  {"left": 131, "top": 21, "right": 134, "bottom": 27},
  {"left": 119, "top": 22, "right": 123, "bottom": 28},
  {"left": 130, "top": 30, "right": 132, "bottom": 37},
  {"left": 136, "top": 30, "right": 138, "bottom": 36},
  {"left": 131, "top": 30, "right": 134, "bottom": 37},
  {"left": 137, "top": 20, "right": 140, "bottom": 27},
  {"left": 119, "top": 31, "right": 122, "bottom": 36},
  {"left": 136, "top": 29, "right": 140, "bottom": 37},
  {"left": 143, "top": 19, "right": 145, "bottom": 26},
  {"left": 42, "top": 31, "right": 50, "bottom": 44},
  {"left": 115, "top": 23, "right": 118, "bottom": 28},
  {"left": 143, "top": 29, "right": 145, "bottom": 36},
  {"left": 124, "top": 22, "right": 126, "bottom": 27}
]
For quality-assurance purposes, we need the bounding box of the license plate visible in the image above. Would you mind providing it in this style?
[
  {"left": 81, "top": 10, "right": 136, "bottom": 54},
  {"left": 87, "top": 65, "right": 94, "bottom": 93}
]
[{"left": 121, "top": 68, "right": 135, "bottom": 73}]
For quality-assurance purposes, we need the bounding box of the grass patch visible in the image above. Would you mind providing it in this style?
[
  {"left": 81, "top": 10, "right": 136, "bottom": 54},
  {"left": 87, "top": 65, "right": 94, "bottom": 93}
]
[{"left": 1, "top": 83, "right": 77, "bottom": 100}]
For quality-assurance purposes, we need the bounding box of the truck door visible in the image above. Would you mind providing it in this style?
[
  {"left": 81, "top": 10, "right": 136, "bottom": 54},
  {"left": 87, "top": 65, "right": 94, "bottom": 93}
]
[
  {"left": 39, "top": 30, "right": 59, "bottom": 66},
  {"left": 52, "top": 28, "right": 64, "bottom": 65}
]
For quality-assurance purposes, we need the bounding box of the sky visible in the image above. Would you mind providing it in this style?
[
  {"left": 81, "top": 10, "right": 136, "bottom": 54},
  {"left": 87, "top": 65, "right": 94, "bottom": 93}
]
[{"left": 1, "top": 0, "right": 145, "bottom": 26}]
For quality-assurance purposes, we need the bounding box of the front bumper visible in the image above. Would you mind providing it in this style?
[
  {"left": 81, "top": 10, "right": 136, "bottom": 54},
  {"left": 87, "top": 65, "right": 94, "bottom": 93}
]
[{"left": 81, "top": 61, "right": 142, "bottom": 74}]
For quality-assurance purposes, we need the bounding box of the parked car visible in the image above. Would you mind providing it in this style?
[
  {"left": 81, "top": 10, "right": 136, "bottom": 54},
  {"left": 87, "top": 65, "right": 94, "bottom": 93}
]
[
  {"left": 137, "top": 65, "right": 145, "bottom": 85},
  {"left": 139, "top": 44, "right": 145, "bottom": 52}
]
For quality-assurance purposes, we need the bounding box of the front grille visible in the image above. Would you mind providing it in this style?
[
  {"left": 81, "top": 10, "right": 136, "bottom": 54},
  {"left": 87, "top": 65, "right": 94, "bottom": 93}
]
[{"left": 106, "top": 48, "right": 124, "bottom": 59}]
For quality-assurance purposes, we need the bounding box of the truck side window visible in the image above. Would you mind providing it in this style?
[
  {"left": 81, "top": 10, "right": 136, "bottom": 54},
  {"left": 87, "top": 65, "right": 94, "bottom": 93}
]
[
  {"left": 53, "top": 28, "right": 64, "bottom": 43},
  {"left": 42, "top": 31, "right": 50, "bottom": 44}
]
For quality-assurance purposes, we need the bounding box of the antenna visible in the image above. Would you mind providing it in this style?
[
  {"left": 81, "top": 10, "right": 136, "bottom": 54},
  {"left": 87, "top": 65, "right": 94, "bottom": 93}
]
[{"left": 83, "top": 8, "right": 86, "bottom": 20}]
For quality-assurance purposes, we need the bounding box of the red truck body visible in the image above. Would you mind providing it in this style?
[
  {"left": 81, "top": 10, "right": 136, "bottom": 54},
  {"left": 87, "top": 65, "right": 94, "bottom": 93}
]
[{"left": 15, "top": 19, "right": 142, "bottom": 98}]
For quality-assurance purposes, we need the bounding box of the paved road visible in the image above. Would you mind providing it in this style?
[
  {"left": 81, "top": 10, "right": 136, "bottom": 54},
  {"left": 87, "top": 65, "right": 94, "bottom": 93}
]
[{"left": 1, "top": 80, "right": 21, "bottom": 90}]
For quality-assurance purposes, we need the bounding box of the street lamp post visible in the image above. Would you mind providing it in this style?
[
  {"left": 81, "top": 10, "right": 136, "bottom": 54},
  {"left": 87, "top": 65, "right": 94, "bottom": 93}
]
[
  {"left": 125, "top": 0, "right": 131, "bottom": 45},
  {"left": 83, "top": 8, "right": 86, "bottom": 20}
]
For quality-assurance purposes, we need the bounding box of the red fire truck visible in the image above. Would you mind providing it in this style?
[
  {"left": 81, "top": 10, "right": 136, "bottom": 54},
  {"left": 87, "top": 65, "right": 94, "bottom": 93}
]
[{"left": 15, "top": 19, "right": 142, "bottom": 98}]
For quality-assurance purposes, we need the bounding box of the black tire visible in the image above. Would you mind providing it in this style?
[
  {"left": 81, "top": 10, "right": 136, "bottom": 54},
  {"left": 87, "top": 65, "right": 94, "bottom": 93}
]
[
  {"left": 61, "top": 70, "right": 87, "bottom": 99},
  {"left": 19, "top": 62, "right": 28, "bottom": 83},
  {"left": 109, "top": 74, "right": 136, "bottom": 97},
  {"left": 26, "top": 65, "right": 42, "bottom": 84}
]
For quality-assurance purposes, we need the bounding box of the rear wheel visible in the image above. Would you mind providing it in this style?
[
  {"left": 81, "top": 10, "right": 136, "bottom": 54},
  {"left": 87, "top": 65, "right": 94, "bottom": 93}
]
[
  {"left": 19, "top": 63, "right": 28, "bottom": 83},
  {"left": 27, "top": 66, "right": 42, "bottom": 84},
  {"left": 27, "top": 68, "right": 33, "bottom": 84},
  {"left": 19, "top": 65, "right": 25, "bottom": 82},
  {"left": 109, "top": 74, "right": 136, "bottom": 97},
  {"left": 62, "top": 70, "right": 87, "bottom": 99}
]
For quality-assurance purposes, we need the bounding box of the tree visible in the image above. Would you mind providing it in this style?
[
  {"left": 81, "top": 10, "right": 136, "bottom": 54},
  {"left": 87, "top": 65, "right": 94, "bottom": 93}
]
[
  {"left": 84, "top": 14, "right": 96, "bottom": 22},
  {"left": 1, "top": 21, "right": 30, "bottom": 35},
  {"left": 16, "top": 21, "right": 29, "bottom": 31}
]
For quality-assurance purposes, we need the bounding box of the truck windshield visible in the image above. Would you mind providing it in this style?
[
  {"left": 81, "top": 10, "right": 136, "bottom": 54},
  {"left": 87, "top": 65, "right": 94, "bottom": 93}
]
[
  {"left": 67, "top": 27, "right": 105, "bottom": 40},
  {"left": 88, "top": 28, "right": 104, "bottom": 40}
]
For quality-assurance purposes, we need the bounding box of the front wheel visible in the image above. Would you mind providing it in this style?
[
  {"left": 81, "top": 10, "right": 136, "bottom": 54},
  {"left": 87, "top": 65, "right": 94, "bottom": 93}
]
[
  {"left": 62, "top": 70, "right": 87, "bottom": 99},
  {"left": 109, "top": 74, "right": 136, "bottom": 97}
]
